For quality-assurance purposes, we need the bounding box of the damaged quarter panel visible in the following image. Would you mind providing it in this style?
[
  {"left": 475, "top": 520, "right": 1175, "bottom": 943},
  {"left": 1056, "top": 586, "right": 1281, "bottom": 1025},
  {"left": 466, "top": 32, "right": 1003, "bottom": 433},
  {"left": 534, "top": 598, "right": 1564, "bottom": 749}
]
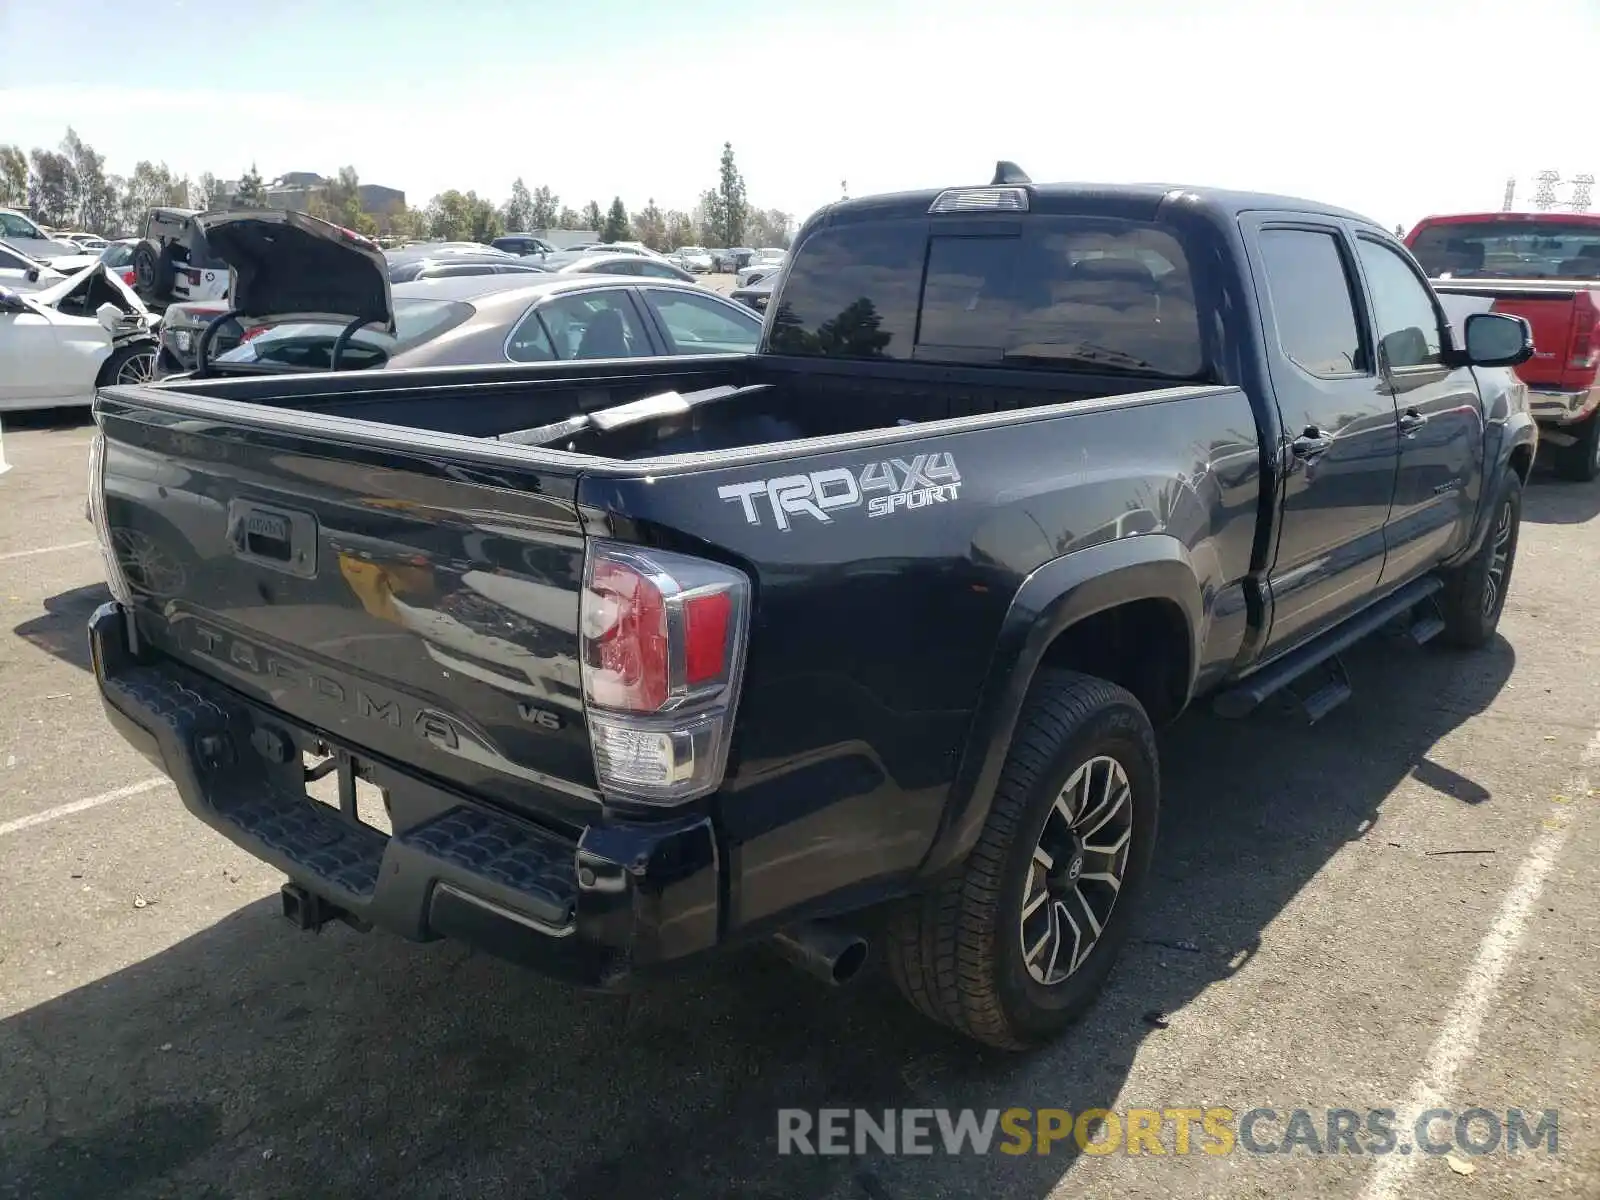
[{"left": 578, "top": 383, "right": 1259, "bottom": 931}]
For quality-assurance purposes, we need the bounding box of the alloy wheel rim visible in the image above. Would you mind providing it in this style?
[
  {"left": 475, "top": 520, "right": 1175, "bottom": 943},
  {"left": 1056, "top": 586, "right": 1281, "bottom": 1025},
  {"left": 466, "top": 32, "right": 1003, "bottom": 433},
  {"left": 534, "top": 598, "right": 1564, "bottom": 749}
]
[
  {"left": 1020, "top": 755, "right": 1134, "bottom": 987},
  {"left": 115, "top": 350, "right": 156, "bottom": 385},
  {"left": 1483, "top": 500, "right": 1514, "bottom": 619}
]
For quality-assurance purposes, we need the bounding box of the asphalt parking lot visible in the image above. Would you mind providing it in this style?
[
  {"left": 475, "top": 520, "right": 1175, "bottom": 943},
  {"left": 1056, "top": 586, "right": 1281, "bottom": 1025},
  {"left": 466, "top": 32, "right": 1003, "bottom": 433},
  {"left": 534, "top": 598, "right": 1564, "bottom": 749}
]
[{"left": 1, "top": 412, "right": 1597, "bottom": 1200}]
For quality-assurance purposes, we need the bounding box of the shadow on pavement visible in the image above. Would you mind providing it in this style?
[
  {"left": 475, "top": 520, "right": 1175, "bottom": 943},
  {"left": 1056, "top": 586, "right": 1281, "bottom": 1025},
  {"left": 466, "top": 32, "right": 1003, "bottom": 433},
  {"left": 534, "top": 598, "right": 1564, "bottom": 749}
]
[
  {"left": 0, "top": 409, "right": 96, "bottom": 434},
  {"left": 12, "top": 583, "right": 111, "bottom": 674},
  {"left": 0, "top": 631, "right": 1514, "bottom": 1200},
  {"left": 1524, "top": 459, "right": 1600, "bottom": 525}
]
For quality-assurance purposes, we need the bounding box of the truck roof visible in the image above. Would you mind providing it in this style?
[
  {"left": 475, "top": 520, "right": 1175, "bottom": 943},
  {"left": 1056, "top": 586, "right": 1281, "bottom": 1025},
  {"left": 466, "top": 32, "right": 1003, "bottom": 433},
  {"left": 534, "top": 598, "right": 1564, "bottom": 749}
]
[{"left": 811, "top": 180, "right": 1381, "bottom": 231}]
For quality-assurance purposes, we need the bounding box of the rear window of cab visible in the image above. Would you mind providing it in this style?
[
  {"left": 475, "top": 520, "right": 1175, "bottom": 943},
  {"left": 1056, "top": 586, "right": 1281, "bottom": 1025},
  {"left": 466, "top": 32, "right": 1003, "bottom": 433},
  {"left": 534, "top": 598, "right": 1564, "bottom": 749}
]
[{"left": 768, "top": 217, "right": 1204, "bottom": 378}]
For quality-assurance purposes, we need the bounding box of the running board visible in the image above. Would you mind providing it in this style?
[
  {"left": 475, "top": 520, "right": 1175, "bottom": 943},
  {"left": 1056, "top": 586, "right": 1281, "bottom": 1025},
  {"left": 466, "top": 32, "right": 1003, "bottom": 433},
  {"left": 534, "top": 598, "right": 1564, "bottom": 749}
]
[{"left": 1211, "top": 576, "right": 1445, "bottom": 720}]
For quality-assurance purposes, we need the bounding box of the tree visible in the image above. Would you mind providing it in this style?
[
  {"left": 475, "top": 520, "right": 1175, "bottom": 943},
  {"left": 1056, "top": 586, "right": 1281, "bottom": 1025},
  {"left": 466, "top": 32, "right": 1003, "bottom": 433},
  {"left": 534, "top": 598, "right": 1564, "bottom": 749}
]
[
  {"left": 581, "top": 200, "right": 603, "bottom": 232},
  {"left": 194, "top": 172, "right": 219, "bottom": 210},
  {"left": 503, "top": 177, "right": 534, "bottom": 231},
  {"left": 745, "top": 207, "right": 794, "bottom": 249},
  {"left": 601, "top": 197, "right": 630, "bottom": 242},
  {"left": 235, "top": 163, "right": 267, "bottom": 207},
  {"left": 715, "top": 141, "right": 748, "bottom": 247},
  {"left": 425, "top": 190, "right": 503, "bottom": 242},
  {"left": 530, "top": 186, "right": 559, "bottom": 229},
  {"left": 634, "top": 198, "right": 667, "bottom": 250},
  {"left": 664, "top": 209, "right": 695, "bottom": 249},
  {"left": 0, "top": 145, "right": 26, "bottom": 208},
  {"left": 117, "top": 161, "right": 187, "bottom": 233},
  {"left": 556, "top": 206, "right": 582, "bottom": 230}
]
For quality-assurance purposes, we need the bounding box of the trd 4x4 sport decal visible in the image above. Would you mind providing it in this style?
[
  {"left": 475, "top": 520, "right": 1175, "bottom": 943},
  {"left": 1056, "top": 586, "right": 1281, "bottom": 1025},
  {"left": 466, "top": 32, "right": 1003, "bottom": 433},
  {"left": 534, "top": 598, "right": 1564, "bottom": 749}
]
[{"left": 716, "top": 452, "right": 962, "bottom": 531}]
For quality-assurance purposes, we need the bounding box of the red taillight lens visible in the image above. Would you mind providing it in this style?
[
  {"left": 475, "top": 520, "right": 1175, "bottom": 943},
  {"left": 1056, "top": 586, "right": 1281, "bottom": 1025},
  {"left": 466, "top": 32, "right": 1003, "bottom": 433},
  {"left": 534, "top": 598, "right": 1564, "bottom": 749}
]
[
  {"left": 580, "top": 541, "right": 750, "bottom": 805},
  {"left": 585, "top": 557, "right": 670, "bottom": 711},
  {"left": 238, "top": 324, "right": 267, "bottom": 344},
  {"left": 120, "top": 269, "right": 135, "bottom": 285},
  {"left": 1570, "top": 291, "right": 1598, "bottom": 370}
]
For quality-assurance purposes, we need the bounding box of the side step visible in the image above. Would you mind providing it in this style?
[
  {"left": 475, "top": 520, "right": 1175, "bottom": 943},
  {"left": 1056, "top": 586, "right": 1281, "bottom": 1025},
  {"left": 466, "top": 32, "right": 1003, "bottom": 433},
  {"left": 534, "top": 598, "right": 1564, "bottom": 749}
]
[{"left": 1212, "top": 576, "right": 1444, "bottom": 721}]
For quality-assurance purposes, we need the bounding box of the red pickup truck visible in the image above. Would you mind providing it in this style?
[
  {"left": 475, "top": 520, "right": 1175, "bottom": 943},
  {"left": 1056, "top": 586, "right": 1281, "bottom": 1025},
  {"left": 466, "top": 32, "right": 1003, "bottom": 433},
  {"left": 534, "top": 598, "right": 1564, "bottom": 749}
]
[{"left": 1406, "top": 212, "right": 1600, "bottom": 480}]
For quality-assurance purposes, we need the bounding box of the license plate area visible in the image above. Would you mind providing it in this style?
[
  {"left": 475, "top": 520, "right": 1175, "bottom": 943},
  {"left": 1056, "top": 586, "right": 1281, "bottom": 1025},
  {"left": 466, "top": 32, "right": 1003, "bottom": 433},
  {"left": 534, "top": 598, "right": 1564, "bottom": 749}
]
[{"left": 303, "top": 745, "right": 392, "bottom": 836}]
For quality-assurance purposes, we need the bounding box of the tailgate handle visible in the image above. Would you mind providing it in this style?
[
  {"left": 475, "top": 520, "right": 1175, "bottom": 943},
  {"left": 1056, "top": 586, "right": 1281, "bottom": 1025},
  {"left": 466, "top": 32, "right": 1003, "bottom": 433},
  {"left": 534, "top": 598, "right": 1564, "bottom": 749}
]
[{"left": 227, "top": 500, "right": 318, "bottom": 578}]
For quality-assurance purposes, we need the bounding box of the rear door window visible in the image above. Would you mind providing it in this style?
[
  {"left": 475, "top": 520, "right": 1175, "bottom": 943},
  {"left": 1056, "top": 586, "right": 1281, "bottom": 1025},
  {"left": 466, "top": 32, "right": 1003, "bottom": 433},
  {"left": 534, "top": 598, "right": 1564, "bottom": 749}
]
[
  {"left": 522, "top": 290, "right": 650, "bottom": 359},
  {"left": 641, "top": 288, "right": 762, "bottom": 353},
  {"left": 1256, "top": 229, "right": 1368, "bottom": 377},
  {"left": 770, "top": 218, "right": 1204, "bottom": 376}
]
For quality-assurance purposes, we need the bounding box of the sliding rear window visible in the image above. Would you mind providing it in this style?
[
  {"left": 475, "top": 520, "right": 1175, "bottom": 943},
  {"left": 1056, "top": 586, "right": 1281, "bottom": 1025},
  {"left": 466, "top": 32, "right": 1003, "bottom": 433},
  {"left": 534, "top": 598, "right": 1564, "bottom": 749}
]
[{"left": 768, "top": 217, "right": 1204, "bottom": 377}]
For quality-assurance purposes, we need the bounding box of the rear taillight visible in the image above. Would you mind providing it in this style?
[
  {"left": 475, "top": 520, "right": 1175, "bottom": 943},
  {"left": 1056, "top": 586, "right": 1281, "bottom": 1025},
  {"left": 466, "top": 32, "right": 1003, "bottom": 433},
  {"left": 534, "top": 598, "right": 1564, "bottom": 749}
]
[
  {"left": 579, "top": 541, "right": 750, "bottom": 805},
  {"left": 1570, "top": 291, "right": 1599, "bottom": 370},
  {"left": 120, "top": 269, "right": 136, "bottom": 285},
  {"left": 238, "top": 324, "right": 266, "bottom": 344},
  {"left": 86, "top": 425, "right": 134, "bottom": 607},
  {"left": 184, "top": 268, "right": 202, "bottom": 285}
]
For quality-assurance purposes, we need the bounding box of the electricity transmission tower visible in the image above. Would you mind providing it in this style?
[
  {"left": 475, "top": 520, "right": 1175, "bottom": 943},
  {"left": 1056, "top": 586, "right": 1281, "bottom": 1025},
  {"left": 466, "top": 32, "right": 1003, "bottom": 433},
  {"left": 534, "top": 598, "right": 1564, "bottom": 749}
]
[
  {"left": 1572, "top": 174, "right": 1594, "bottom": 213},
  {"left": 1502, "top": 177, "right": 1516, "bottom": 211},
  {"left": 1534, "top": 170, "right": 1562, "bottom": 211}
]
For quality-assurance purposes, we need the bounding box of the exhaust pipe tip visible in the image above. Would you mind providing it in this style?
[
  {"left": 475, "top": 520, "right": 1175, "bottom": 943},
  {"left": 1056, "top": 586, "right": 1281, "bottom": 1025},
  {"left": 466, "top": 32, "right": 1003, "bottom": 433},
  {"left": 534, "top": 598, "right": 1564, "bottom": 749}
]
[{"left": 771, "top": 919, "right": 869, "bottom": 986}]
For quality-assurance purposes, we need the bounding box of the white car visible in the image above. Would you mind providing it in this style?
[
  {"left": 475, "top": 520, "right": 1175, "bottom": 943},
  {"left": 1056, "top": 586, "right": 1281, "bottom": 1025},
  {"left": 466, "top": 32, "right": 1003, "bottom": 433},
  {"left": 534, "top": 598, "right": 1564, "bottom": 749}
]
[
  {"left": 0, "top": 267, "right": 160, "bottom": 412},
  {"left": 0, "top": 208, "right": 81, "bottom": 260},
  {"left": 674, "top": 246, "right": 716, "bottom": 273},
  {"left": 736, "top": 248, "right": 788, "bottom": 288},
  {"left": 0, "top": 241, "right": 68, "bottom": 293}
]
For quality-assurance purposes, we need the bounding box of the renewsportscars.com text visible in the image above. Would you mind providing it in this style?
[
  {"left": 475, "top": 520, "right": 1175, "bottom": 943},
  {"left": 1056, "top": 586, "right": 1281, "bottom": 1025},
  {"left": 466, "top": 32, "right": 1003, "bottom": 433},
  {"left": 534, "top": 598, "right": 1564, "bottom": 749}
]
[{"left": 776, "top": 1107, "right": 1559, "bottom": 1157}]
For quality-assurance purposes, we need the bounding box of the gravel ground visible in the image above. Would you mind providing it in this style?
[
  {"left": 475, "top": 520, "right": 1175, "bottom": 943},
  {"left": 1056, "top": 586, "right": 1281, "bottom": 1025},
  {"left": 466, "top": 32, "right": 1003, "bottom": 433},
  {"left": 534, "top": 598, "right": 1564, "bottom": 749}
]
[{"left": 0, "top": 411, "right": 1595, "bottom": 1200}]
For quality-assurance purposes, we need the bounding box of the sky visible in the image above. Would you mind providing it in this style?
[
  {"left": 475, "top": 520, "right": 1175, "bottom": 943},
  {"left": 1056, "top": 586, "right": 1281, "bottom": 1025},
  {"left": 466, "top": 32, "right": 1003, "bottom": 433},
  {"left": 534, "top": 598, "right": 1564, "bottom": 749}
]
[{"left": 3, "top": 0, "right": 1597, "bottom": 232}]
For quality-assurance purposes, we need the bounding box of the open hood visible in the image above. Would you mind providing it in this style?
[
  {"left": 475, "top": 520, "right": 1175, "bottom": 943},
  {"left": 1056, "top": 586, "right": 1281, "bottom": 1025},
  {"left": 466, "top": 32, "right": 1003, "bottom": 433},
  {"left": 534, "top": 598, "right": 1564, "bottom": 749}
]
[
  {"left": 195, "top": 209, "right": 395, "bottom": 335},
  {"left": 32, "top": 261, "right": 152, "bottom": 317}
]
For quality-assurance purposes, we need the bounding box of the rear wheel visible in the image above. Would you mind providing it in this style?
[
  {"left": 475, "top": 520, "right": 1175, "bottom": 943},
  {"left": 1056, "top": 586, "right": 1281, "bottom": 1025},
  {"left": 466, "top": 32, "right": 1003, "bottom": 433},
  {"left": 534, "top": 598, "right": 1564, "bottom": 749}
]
[
  {"left": 1554, "top": 411, "right": 1600, "bottom": 482},
  {"left": 886, "top": 670, "right": 1159, "bottom": 1049}
]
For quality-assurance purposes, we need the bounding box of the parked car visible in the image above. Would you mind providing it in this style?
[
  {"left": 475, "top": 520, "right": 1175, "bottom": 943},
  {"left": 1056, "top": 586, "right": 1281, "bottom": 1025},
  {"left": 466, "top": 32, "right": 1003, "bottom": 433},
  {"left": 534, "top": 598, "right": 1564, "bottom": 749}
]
[
  {"left": 529, "top": 250, "right": 697, "bottom": 282},
  {"left": 131, "top": 206, "right": 231, "bottom": 304},
  {"left": 1406, "top": 211, "right": 1600, "bottom": 481},
  {"left": 735, "top": 248, "right": 788, "bottom": 288},
  {"left": 144, "top": 210, "right": 764, "bottom": 379},
  {"left": 0, "top": 208, "right": 81, "bottom": 260},
  {"left": 729, "top": 272, "right": 776, "bottom": 313},
  {"left": 673, "top": 246, "right": 716, "bottom": 273},
  {"left": 56, "top": 231, "right": 109, "bottom": 252},
  {"left": 97, "top": 238, "right": 140, "bottom": 287},
  {"left": 86, "top": 166, "right": 1535, "bottom": 1050},
  {"left": 715, "top": 246, "right": 755, "bottom": 272},
  {"left": 386, "top": 253, "right": 547, "bottom": 284},
  {"left": 0, "top": 240, "right": 69, "bottom": 292},
  {"left": 0, "top": 264, "right": 158, "bottom": 411},
  {"left": 492, "top": 235, "right": 556, "bottom": 257}
]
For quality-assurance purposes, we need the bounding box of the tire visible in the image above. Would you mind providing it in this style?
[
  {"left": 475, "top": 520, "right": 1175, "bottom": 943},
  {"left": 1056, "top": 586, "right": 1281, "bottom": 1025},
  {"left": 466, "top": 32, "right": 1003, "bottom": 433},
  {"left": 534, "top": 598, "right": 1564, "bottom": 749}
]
[
  {"left": 1437, "top": 469, "right": 1522, "bottom": 649},
  {"left": 132, "top": 242, "right": 158, "bottom": 294},
  {"left": 97, "top": 342, "right": 158, "bottom": 389},
  {"left": 886, "top": 670, "right": 1159, "bottom": 1050},
  {"left": 1553, "top": 412, "right": 1600, "bottom": 482}
]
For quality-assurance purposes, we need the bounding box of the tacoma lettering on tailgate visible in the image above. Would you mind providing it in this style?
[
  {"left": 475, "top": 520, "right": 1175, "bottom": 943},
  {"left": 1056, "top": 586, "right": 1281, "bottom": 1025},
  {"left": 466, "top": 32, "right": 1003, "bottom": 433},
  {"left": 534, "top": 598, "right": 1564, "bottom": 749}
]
[{"left": 716, "top": 452, "right": 962, "bottom": 531}]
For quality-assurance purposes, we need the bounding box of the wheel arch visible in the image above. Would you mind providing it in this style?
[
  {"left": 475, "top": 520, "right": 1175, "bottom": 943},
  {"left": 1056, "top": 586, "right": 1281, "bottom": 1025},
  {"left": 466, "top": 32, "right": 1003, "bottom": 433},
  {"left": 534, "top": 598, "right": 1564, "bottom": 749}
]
[{"left": 919, "top": 534, "right": 1203, "bottom": 878}]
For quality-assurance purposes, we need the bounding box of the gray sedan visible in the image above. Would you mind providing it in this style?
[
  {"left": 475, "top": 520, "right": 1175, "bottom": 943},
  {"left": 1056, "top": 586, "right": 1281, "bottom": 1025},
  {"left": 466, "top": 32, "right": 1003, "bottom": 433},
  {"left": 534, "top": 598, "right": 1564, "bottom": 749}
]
[
  {"left": 525, "top": 250, "right": 697, "bottom": 283},
  {"left": 203, "top": 272, "right": 765, "bottom": 373}
]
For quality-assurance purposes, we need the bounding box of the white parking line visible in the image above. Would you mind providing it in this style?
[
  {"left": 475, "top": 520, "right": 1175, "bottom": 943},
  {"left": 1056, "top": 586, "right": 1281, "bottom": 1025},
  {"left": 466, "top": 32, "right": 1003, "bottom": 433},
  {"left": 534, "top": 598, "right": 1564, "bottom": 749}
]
[
  {"left": 0, "top": 777, "right": 169, "bottom": 839},
  {"left": 0, "top": 539, "right": 96, "bottom": 563},
  {"left": 1357, "top": 725, "right": 1597, "bottom": 1199}
]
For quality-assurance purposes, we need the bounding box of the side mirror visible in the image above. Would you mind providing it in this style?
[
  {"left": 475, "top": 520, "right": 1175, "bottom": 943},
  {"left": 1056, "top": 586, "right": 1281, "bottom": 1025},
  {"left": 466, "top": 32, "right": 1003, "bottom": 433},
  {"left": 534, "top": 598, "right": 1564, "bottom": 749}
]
[
  {"left": 24, "top": 267, "right": 39, "bottom": 283},
  {"left": 1462, "top": 311, "right": 1534, "bottom": 368}
]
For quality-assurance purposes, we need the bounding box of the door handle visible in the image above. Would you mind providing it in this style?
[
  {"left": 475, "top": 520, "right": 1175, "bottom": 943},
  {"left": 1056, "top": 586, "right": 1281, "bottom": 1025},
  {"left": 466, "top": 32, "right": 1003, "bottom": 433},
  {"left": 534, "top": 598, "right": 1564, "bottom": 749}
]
[
  {"left": 1291, "top": 428, "right": 1333, "bottom": 460},
  {"left": 1398, "top": 409, "right": 1428, "bottom": 436}
]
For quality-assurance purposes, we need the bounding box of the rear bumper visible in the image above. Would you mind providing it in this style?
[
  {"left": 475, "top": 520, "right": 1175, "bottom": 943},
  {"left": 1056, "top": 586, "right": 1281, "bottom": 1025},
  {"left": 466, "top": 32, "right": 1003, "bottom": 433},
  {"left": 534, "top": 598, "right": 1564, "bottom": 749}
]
[
  {"left": 88, "top": 602, "right": 720, "bottom": 989},
  {"left": 1530, "top": 385, "right": 1600, "bottom": 426}
]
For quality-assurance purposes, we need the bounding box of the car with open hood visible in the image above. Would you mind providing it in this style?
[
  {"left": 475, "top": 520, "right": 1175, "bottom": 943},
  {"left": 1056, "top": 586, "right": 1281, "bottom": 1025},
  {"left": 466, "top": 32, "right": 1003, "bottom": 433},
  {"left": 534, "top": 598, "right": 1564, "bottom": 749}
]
[
  {"left": 160, "top": 209, "right": 763, "bottom": 378},
  {"left": 0, "top": 260, "right": 158, "bottom": 411}
]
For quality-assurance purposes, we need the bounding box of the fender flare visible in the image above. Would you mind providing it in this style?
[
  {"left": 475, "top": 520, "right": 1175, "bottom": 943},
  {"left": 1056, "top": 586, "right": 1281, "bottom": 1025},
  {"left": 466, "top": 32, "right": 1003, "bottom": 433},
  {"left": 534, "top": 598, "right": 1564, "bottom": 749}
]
[
  {"left": 1452, "top": 408, "right": 1538, "bottom": 567},
  {"left": 918, "top": 534, "right": 1206, "bottom": 877}
]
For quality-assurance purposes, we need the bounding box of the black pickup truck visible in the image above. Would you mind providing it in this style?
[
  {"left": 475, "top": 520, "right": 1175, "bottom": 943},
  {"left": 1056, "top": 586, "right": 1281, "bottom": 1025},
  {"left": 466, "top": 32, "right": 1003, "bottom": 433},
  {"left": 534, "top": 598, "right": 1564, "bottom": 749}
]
[{"left": 86, "top": 169, "right": 1536, "bottom": 1050}]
